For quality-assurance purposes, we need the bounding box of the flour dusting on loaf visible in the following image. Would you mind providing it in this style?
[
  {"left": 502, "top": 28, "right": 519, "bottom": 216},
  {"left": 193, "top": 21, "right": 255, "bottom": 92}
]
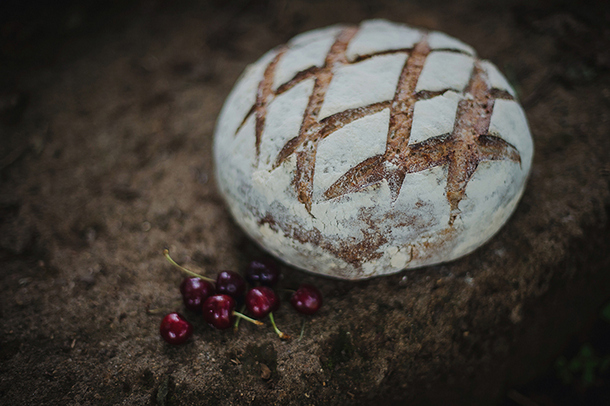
[{"left": 214, "top": 19, "right": 534, "bottom": 279}]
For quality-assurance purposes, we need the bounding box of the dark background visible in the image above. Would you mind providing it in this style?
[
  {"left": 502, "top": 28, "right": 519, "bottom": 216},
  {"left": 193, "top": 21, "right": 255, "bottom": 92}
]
[{"left": 1, "top": 0, "right": 609, "bottom": 405}]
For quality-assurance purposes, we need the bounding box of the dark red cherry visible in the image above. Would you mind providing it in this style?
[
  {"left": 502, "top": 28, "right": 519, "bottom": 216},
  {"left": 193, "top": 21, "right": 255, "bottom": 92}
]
[
  {"left": 180, "top": 277, "right": 215, "bottom": 312},
  {"left": 202, "top": 294, "right": 236, "bottom": 330},
  {"left": 160, "top": 312, "right": 193, "bottom": 345},
  {"left": 245, "top": 258, "right": 281, "bottom": 287},
  {"left": 246, "top": 286, "right": 280, "bottom": 319},
  {"left": 290, "top": 284, "right": 323, "bottom": 315},
  {"left": 215, "top": 271, "right": 246, "bottom": 299}
]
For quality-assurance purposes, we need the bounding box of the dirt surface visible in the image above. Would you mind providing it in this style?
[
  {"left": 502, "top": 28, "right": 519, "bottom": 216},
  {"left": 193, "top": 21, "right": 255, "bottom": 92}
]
[{"left": 1, "top": 0, "right": 609, "bottom": 405}]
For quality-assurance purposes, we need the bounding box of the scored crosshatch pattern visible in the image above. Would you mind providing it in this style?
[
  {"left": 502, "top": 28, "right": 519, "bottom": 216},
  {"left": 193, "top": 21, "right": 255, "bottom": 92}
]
[{"left": 235, "top": 24, "right": 521, "bottom": 224}]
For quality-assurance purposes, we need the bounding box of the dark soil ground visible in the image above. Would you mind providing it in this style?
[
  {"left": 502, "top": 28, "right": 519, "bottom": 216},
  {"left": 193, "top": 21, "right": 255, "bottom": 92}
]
[{"left": 1, "top": 0, "right": 609, "bottom": 405}]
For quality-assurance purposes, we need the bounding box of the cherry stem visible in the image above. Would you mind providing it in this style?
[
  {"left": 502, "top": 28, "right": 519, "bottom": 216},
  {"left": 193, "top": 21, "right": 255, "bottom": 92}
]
[
  {"left": 298, "top": 320, "right": 306, "bottom": 341},
  {"left": 163, "top": 249, "right": 215, "bottom": 283},
  {"left": 233, "top": 305, "right": 246, "bottom": 332},
  {"left": 269, "top": 312, "right": 291, "bottom": 340},
  {"left": 233, "top": 311, "right": 264, "bottom": 326}
]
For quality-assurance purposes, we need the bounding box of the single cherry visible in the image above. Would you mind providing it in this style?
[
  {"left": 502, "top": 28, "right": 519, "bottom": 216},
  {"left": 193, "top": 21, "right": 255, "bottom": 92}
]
[
  {"left": 180, "top": 277, "right": 215, "bottom": 312},
  {"left": 202, "top": 294, "right": 263, "bottom": 330},
  {"left": 244, "top": 258, "right": 280, "bottom": 287},
  {"left": 215, "top": 271, "right": 246, "bottom": 299},
  {"left": 160, "top": 312, "right": 193, "bottom": 345},
  {"left": 246, "top": 286, "right": 280, "bottom": 319},
  {"left": 202, "top": 294, "right": 235, "bottom": 330},
  {"left": 245, "top": 287, "right": 289, "bottom": 339},
  {"left": 290, "top": 284, "right": 323, "bottom": 315}
]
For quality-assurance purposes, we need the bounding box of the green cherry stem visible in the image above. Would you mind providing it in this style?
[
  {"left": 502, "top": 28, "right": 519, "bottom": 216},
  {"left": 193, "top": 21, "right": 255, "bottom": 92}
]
[
  {"left": 233, "top": 304, "right": 246, "bottom": 332},
  {"left": 163, "top": 249, "right": 215, "bottom": 283},
  {"left": 298, "top": 320, "right": 306, "bottom": 341},
  {"left": 234, "top": 311, "right": 264, "bottom": 326},
  {"left": 269, "top": 312, "right": 291, "bottom": 340}
]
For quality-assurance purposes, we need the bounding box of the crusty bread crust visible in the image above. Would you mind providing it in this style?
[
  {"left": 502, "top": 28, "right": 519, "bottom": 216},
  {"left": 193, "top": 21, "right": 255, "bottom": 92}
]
[{"left": 214, "top": 20, "right": 533, "bottom": 279}]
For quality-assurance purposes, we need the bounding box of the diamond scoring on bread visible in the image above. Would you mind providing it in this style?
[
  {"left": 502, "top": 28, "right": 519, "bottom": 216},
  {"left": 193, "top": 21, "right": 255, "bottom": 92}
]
[{"left": 214, "top": 19, "right": 534, "bottom": 279}]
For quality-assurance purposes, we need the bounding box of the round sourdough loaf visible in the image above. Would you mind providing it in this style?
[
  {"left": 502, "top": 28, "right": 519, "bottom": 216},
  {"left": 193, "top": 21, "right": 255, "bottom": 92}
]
[{"left": 213, "top": 19, "right": 534, "bottom": 279}]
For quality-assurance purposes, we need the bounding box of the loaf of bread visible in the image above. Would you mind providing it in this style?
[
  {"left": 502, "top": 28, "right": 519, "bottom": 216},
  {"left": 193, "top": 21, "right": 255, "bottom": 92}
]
[{"left": 214, "top": 19, "right": 534, "bottom": 279}]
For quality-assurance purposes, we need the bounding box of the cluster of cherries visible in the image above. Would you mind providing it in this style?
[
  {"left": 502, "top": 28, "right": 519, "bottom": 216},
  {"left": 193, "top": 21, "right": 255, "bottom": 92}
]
[{"left": 159, "top": 249, "right": 323, "bottom": 345}]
